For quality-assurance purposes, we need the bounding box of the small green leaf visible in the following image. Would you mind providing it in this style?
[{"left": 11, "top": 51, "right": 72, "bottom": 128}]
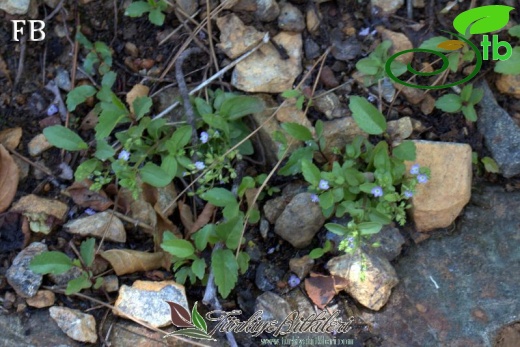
[
  {"left": 216, "top": 215, "right": 243, "bottom": 250},
  {"left": 237, "top": 176, "right": 255, "bottom": 197},
  {"left": 348, "top": 96, "right": 387, "bottom": 135},
  {"left": 191, "top": 259, "right": 206, "bottom": 280},
  {"left": 435, "top": 94, "right": 462, "bottom": 113},
  {"left": 237, "top": 252, "right": 250, "bottom": 274},
  {"left": 220, "top": 96, "right": 265, "bottom": 120},
  {"left": 161, "top": 155, "right": 178, "bottom": 178},
  {"left": 194, "top": 98, "right": 213, "bottom": 116},
  {"left": 212, "top": 249, "right": 238, "bottom": 299},
  {"left": 301, "top": 159, "right": 321, "bottom": 186},
  {"left": 325, "top": 223, "right": 348, "bottom": 235},
  {"left": 93, "top": 277, "right": 104, "bottom": 289},
  {"left": 494, "top": 47, "right": 520, "bottom": 75},
  {"left": 481, "top": 156, "right": 500, "bottom": 173},
  {"left": 200, "top": 188, "right": 236, "bottom": 207},
  {"left": 140, "top": 163, "right": 171, "bottom": 187},
  {"left": 393, "top": 141, "right": 416, "bottom": 161},
  {"left": 75, "top": 158, "right": 102, "bottom": 181},
  {"left": 148, "top": 8, "right": 165, "bottom": 26},
  {"left": 356, "top": 57, "right": 381, "bottom": 76},
  {"left": 133, "top": 96, "right": 152, "bottom": 120},
  {"left": 80, "top": 238, "right": 96, "bottom": 267},
  {"left": 448, "top": 52, "right": 461, "bottom": 72},
  {"left": 95, "top": 139, "right": 115, "bottom": 160},
  {"left": 469, "top": 88, "right": 484, "bottom": 105},
  {"left": 358, "top": 222, "right": 383, "bottom": 235},
  {"left": 419, "top": 36, "right": 450, "bottom": 51},
  {"left": 67, "top": 85, "right": 97, "bottom": 112},
  {"left": 309, "top": 248, "right": 325, "bottom": 259},
  {"left": 460, "top": 84, "right": 473, "bottom": 101},
  {"left": 453, "top": 5, "right": 514, "bottom": 35},
  {"left": 76, "top": 30, "right": 93, "bottom": 50},
  {"left": 29, "top": 251, "right": 74, "bottom": 275},
  {"left": 461, "top": 105, "right": 477, "bottom": 122},
  {"left": 319, "top": 190, "right": 334, "bottom": 211},
  {"left": 509, "top": 25, "right": 520, "bottom": 38},
  {"left": 191, "top": 302, "right": 207, "bottom": 332},
  {"left": 65, "top": 273, "right": 92, "bottom": 295},
  {"left": 192, "top": 224, "right": 216, "bottom": 251},
  {"left": 125, "top": 1, "right": 150, "bottom": 17},
  {"left": 43, "top": 125, "right": 88, "bottom": 151},
  {"left": 281, "top": 89, "right": 301, "bottom": 98},
  {"left": 280, "top": 122, "right": 313, "bottom": 141},
  {"left": 161, "top": 239, "right": 195, "bottom": 258},
  {"left": 101, "top": 71, "right": 117, "bottom": 89},
  {"left": 167, "top": 125, "right": 193, "bottom": 153}
]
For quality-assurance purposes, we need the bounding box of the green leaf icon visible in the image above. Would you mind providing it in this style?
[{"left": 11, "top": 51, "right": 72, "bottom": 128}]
[
  {"left": 453, "top": 5, "right": 514, "bottom": 35},
  {"left": 191, "top": 302, "right": 207, "bottom": 333}
]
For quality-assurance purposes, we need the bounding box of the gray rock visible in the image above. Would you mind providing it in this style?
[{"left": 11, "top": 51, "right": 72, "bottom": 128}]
[
  {"left": 371, "top": 0, "right": 404, "bottom": 14},
  {"left": 49, "top": 266, "right": 83, "bottom": 286},
  {"left": 289, "top": 255, "right": 314, "bottom": 279},
  {"left": 263, "top": 196, "right": 288, "bottom": 224},
  {"left": 256, "top": 0, "right": 280, "bottom": 22},
  {"left": 304, "top": 37, "right": 321, "bottom": 60},
  {"left": 327, "top": 250, "right": 399, "bottom": 311},
  {"left": 6, "top": 242, "right": 48, "bottom": 298},
  {"left": 0, "top": 0, "right": 30, "bottom": 15},
  {"left": 330, "top": 29, "right": 361, "bottom": 62},
  {"left": 0, "top": 309, "right": 84, "bottom": 346},
  {"left": 113, "top": 280, "right": 188, "bottom": 328},
  {"left": 255, "top": 292, "right": 292, "bottom": 322},
  {"left": 274, "top": 193, "right": 325, "bottom": 248},
  {"left": 259, "top": 218, "right": 270, "bottom": 238},
  {"left": 278, "top": 2, "right": 305, "bottom": 32},
  {"left": 232, "top": 31, "right": 302, "bottom": 93},
  {"left": 54, "top": 69, "right": 72, "bottom": 92},
  {"left": 362, "top": 185, "right": 520, "bottom": 345},
  {"left": 361, "top": 225, "right": 405, "bottom": 261},
  {"left": 313, "top": 92, "right": 344, "bottom": 119},
  {"left": 322, "top": 116, "right": 367, "bottom": 158},
  {"left": 255, "top": 263, "right": 284, "bottom": 291},
  {"left": 49, "top": 307, "right": 97, "bottom": 344},
  {"left": 477, "top": 80, "right": 520, "bottom": 177}
]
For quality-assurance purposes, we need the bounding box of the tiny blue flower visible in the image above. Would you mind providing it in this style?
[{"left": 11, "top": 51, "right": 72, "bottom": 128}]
[
  {"left": 84, "top": 208, "right": 96, "bottom": 216},
  {"left": 47, "top": 104, "right": 58, "bottom": 116},
  {"left": 118, "top": 150, "right": 130, "bottom": 161},
  {"left": 417, "top": 174, "right": 428, "bottom": 184},
  {"left": 194, "top": 161, "right": 205, "bottom": 170},
  {"left": 288, "top": 274, "right": 301, "bottom": 288},
  {"left": 318, "top": 179, "right": 330, "bottom": 190},
  {"left": 371, "top": 186, "right": 383, "bottom": 197},
  {"left": 200, "top": 131, "right": 209, "bottom": 144},
  {"left": 410, "top": 164, "right": 420, "bottom": 175},
  {"left": 310, "top": 194, "right": 320, "bottom": 203},
  {"left": 404, "top": 190, "right": 413, "bottom": 198}
]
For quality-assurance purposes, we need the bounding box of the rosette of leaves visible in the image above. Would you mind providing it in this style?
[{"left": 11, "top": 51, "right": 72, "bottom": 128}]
[
  {"left": 125, "top": 0, "right": 169, "bottom": 26},
  {"left": 355, "top": 40, "right": 407, "bottom": 86},
  {"left": 435, "top": 84, "right": 483, "bottom": 121},
  {"left": 29, "top": 238, "right": 103, "bottom": 295}
]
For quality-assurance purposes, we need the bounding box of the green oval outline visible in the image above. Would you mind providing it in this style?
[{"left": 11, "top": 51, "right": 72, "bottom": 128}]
[{"left": 385, "top": 31, "right": 483, "bottom": 90}]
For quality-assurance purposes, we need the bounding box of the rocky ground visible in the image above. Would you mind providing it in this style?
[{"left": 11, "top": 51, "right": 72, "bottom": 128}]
[{"left": 0, "top": 0, "right": 519, "bottom": 346}]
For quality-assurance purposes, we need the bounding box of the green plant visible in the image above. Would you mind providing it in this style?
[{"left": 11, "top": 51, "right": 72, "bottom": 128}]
[
  {"left": 161, "top": 182, "right": 259, "bottom": 298},
  {"left": 435, "top": 83, "right": 483, "bottom": 121},
  {"left": 276, "top": 96, "right": 430, "bottom": 255},
  {"left": 472, "top": 152, "right": 500, "bottom": 175},
  {"left": 125, "top": 0, "right": 168, "bottom": 26},
  {"left": 281, "top": 89, "right": 310, "bottom": 110},
  {"left": 495, "top": 25, "right": 520, "bottom": 75},
  {"left": 29, "top": 238, "right": 103, "bottom": 295},
  {"left": 355, "top": 40, "right": 407, "bottom": 86}
]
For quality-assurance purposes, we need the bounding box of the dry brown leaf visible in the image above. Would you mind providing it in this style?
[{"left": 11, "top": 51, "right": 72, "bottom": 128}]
[
  {"left": 304, "top": 273, "right": 337, "bottom": 309},
  {"left": 10, "top": 194, "right": 68, "bottom": 220},
  {"left": 178, "top": 200, "right": 194, "bottom": 232},
  {"left": 0, "top": 128, "right": 22, "bottom": 150},
  {"left": 80, "top": 108, "right": 99, "bottom": 131},
  {"left": 0, "top": 144, "right": 19, "bottom": 213},
  {"left": 126, "top": 84, "right": 149, "bottom": 114},
  {"left": 64, "top": 211, "right": 126, "bottom": 243},
  {"left": 188, "top": 203, "right": 215, "bottom": 238},
  {"left": 67, "top": 180, "right": 113, "bottom": 211},
  {"left": 100, "top": 249, "right": 170, "bottom": 276}
]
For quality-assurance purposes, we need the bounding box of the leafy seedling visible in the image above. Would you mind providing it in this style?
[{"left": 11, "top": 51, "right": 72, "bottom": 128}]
[
  {"left": 435, "top": 84, "right": 483, "bottom": 121},
  {"left": 125, "top": 0, "right": 168, "bottom": 26},
  {"left": 356, "top": 40, "right": 407, "bottom": 86}
]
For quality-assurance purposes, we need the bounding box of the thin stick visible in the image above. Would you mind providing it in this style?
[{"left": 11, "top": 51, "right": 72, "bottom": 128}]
[
  {"left": 14, "top": 35, "right": 27, "bottom": 89},
  {"left": 153, "top": 33, "right": 269, "bottom": 120}
]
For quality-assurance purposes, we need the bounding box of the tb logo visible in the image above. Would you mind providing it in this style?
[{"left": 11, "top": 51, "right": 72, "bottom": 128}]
[{"left": 11, "top": 20, "right": 46, "bottom": 42}]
